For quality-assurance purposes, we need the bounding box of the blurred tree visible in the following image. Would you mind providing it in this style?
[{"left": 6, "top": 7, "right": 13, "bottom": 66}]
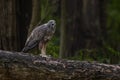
[
  {"left": 60, "top": 0, "right": 107, "bottom": 58},
  {"left": 16, "top": 0, "right": 32, "bottom": 51},
  {"left": 0, "top": 0, "right": 32, "bottom": 51},
  {"left": 0, "top": 0, "right": 17, "bottom": 50},
  {"left": 28, "top": 0, "right": 41, "bottom": 35}
]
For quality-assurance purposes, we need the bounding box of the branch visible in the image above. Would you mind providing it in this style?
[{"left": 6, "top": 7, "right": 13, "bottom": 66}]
[{"left": 0, "top": 50, "right": 120, "bottom": 80}]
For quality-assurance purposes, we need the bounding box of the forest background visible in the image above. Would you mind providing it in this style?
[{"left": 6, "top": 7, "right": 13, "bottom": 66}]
[{"left": 0, "top": 0, "right": 120, "bottom": 64}]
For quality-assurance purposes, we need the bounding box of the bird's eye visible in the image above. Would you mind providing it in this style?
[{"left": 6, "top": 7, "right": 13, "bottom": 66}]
[{"left": 52, "top": 24, "right": 54, "bottom": 25}]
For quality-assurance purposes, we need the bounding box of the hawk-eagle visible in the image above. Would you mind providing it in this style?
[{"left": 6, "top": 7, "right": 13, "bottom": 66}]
[{"left": 22, "top": 20, "right": 56, "bottom": 57}]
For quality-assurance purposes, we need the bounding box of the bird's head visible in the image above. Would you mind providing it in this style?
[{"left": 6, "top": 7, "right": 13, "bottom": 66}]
[{"left": 47, "top": 20, "right": 56, "bottom": 28}]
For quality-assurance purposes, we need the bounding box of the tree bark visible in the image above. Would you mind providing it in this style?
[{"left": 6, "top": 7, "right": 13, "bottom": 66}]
[{"left": 0, "top": 50, "right": 120, "bottom": 80}]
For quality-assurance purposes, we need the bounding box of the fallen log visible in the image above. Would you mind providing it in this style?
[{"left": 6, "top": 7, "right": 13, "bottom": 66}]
[{"left": 0, "top": 50, "right": 120, "bottom": 80}]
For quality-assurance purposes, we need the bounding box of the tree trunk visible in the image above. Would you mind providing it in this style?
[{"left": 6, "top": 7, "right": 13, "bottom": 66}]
[
  {"left": 59, "top": 0, "right": 66, "bottom": 58},
  {"left": 0, "top": 0, "right": 32, "bottom": 51},
  {"left": 28, "top": 0, "right": 41, "bottom": 35},
  {"left": 16, "top": 0, "right": 32, "bottom": 50},
  {"left": 0, "top": 0, "right": 18, "bottom": 51},
  {"left": 0, "top": 50, "right": 120, "bottom": 80}
]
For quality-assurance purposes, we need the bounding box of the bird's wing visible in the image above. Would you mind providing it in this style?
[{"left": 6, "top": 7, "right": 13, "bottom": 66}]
[{"left": 22, "top": 24, "right": 47, "bottom": 52}]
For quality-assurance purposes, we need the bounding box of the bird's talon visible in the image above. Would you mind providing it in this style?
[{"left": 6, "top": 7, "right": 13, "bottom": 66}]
[
  {"left": 39, "top": 54, "right": 50, "bottom": 58},
  {"left": 48, "top": 55, "right": 51, "bottom": 57}
]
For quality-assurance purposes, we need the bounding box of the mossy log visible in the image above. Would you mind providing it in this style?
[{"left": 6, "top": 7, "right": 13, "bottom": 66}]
[{"left": 0, "top": 50, "right": 120, "bottom": 80}]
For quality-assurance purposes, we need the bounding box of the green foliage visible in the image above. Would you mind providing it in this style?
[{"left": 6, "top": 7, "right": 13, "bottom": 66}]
[
  {"left": 67, "top": 46, "right": 120, "bottom": 64},
  {"left": 46, "top": 37, "right": 59, "bottom": 58},
  {"left": 105, "top": 45, "right": 120, "bottom": 55},
  {"left": 41, "top": 0, "right": 51, "bottom": 21},
  {"left": 41, "top": 0, "right": 59, "bottom": 22},
  {"left": 67, "top": 49, "right": 97, "bottom": 61}
]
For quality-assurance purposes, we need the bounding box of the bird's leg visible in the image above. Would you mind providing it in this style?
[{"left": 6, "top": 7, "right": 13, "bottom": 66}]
[
  {"left": 40, "top": 43, "right": 48, "bottom": 57},
  {"left": 41, "top": 43, "right": 46, "bottom": 55}
]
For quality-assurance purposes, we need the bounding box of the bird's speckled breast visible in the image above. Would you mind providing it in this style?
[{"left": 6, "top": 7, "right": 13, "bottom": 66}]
[{"left": 44, "top": 26, "right": 55, "bottom": 41}]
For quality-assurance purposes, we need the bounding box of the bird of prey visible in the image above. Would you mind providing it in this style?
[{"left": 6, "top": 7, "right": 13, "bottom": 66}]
[{"left": 22, "top": 20, "right": 56, "bottom": 57}]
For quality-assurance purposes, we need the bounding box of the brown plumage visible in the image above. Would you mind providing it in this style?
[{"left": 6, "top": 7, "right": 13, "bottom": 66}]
[{"left": 22, "top": 20, "right": 56, "bottom": 56}]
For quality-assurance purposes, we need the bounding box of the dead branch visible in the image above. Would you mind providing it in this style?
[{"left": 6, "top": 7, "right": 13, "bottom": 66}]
[{"left": 0, "top": 50, "right": 120, "bottom": 80}]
